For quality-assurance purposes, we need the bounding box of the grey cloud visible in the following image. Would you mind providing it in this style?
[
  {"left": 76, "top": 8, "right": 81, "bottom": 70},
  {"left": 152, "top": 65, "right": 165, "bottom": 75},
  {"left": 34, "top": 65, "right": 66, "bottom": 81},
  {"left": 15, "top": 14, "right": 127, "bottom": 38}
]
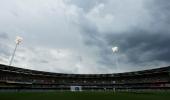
[
  {"left": 1, "top": 0, "right": 170, "bottom": 73},
  {"left": 145, "top": 0, "right": 170, "bottom": 32},
  {"left": 106, "top": 29, "right": 170, "bottom": 64},
  {"left": 66, "top": 0, "right": 106, "bottom": 12},
  {"left": 0, "top": 32, "right": 9, "bottom": 40},
  {"left": 77, "top": 0, "right": 170, "bottom": 70},
  {"left": 0, "top": 33, "right": 10, "bottom": 57}
]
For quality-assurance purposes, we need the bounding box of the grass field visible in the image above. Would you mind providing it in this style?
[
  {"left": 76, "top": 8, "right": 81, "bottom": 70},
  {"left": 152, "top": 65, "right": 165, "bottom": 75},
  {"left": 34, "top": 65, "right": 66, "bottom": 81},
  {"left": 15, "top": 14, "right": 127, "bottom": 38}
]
[{"left": 0, "top": 91, "right": 170, "bottom": 100}]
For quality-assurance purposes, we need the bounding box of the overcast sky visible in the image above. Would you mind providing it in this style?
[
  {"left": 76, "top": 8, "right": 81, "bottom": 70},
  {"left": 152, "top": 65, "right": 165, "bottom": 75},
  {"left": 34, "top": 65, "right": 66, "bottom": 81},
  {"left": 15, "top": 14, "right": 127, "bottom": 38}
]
[{"left": 0, "top": 0, "right": 170, "bottom": 74}]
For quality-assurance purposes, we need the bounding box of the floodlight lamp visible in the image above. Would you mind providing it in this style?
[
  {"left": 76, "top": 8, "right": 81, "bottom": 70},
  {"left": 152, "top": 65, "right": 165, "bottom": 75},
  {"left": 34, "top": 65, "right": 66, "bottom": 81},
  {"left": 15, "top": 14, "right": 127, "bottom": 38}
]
[
  {"left": 15, "top": 36, "right": 23, "bottom": 45},
  {"left": 112, "top": 47, "right": 118, "bottom": 53}
]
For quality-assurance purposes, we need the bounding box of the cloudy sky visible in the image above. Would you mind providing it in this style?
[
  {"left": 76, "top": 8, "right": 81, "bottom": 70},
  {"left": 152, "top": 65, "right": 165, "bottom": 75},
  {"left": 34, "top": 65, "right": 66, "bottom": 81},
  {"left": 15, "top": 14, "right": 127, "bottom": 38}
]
[{"left": 0, "top": 0, "right": 170, "bottom": 74}]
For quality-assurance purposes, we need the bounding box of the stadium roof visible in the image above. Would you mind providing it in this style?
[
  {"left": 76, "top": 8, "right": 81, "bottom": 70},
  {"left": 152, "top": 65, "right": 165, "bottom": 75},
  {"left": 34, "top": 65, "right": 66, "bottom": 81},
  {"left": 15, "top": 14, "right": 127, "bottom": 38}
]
[{"left": 0, "top": 64, "right": 170, "bottom": 78}]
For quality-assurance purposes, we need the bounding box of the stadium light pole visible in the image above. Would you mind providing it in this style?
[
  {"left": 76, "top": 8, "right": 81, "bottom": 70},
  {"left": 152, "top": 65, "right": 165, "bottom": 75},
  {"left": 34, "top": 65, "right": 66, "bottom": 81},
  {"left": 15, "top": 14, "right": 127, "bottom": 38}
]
[
  {"left": 112, "top": 46, "right": 119, "bottom": 70},
  {"left": 9, "top": 36, "right": 23, "bottom": 66}
]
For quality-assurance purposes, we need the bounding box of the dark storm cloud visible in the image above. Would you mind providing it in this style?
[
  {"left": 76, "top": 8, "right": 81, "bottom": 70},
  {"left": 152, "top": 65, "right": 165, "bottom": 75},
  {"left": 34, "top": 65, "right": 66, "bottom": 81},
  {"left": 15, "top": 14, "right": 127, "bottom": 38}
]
[
  {"left": 79, "top": 0, "right": 170, "bottom": 69},
  {"left": 115, "top": 0, "right": 170, "bottom": 64},
  {"left": 147, "top": 0, "right": 170, "bottom": 32},
  {"left": 106, "top": 29, "right": 170, "bottom": 64}
]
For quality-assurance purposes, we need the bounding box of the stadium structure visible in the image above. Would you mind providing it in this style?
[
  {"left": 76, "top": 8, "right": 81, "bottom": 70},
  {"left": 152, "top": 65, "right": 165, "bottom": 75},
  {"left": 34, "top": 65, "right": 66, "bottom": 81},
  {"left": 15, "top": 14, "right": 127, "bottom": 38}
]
[{"left": 0, "top": 64, "right": 170, "bottom": 92}]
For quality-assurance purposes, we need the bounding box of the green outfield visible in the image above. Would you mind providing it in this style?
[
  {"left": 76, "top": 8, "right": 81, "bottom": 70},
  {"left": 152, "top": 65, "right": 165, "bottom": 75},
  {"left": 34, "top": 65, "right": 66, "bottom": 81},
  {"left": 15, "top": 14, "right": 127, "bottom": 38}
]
[{"left": 0, "top": 91, "right": 170, "bottom": 100}]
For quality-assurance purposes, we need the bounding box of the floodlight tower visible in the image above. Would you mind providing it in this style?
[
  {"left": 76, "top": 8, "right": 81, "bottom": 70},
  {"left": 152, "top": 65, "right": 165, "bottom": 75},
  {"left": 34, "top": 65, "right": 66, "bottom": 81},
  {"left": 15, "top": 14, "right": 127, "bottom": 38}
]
[
  {"left": 112, "top": 47, "right": 119, "bottom": 70},
  {"left": 9, "top": 36, "right": 23, "bottom": 66}
]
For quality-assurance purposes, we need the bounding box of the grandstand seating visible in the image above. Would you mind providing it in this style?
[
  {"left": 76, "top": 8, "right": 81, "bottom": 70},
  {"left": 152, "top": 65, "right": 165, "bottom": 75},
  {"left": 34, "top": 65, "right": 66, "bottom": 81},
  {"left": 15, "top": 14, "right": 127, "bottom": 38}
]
[{"left": 0, "top": 64, "right": 170, "bottom": 91}]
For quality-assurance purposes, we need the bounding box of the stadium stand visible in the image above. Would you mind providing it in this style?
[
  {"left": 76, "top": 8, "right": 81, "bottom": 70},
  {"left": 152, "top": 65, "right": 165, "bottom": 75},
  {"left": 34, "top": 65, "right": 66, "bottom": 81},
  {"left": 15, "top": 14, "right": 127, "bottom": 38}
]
[{"left": 0, "top": 64, "right": 170, "bottom": 92}]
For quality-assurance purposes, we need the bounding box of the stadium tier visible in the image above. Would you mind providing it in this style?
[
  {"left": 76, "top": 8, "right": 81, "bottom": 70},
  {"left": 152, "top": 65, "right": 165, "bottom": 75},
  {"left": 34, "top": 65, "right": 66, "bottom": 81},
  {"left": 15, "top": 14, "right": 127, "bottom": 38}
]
[{"left": 0, "top": 64, "right": 170, "bottom": 92}]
